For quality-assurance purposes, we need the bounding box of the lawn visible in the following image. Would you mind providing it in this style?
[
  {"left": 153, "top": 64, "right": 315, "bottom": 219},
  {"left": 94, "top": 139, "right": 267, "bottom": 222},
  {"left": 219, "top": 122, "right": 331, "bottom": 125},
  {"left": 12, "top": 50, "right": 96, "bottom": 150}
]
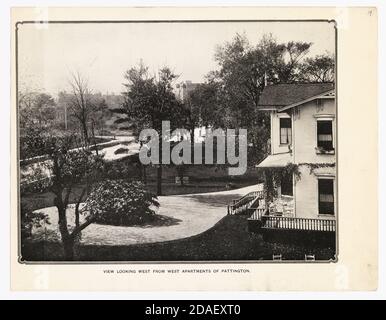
[
  {"left": 21, "top": 214, "right": 335, "bottom": 261},
  {"left": 21, "top": 164, "right": 262, "bottom": 212},
  {"left": 20, "top": 160, "right": 335, "bottom": 262},
  {"left": 25, "top": 184, "right": 262, "bottom": 246}
]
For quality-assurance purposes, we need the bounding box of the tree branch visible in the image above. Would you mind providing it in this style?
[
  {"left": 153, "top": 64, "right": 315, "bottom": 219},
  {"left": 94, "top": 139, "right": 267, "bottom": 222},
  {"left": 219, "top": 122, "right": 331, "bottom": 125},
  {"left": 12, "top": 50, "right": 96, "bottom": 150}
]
[{"left": 71, "top": 216, "right": 96, "bottom": 237}]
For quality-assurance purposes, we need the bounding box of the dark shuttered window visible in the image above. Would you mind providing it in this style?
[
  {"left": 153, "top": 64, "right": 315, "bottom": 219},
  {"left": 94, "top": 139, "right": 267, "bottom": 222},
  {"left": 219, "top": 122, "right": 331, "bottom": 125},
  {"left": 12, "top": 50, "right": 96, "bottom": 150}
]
[
  {"left": 281, "top": 172, "right": 293, "bottom": 196},
  {"left": 318, "top": 179, "right": 334, "bottom": 215}
]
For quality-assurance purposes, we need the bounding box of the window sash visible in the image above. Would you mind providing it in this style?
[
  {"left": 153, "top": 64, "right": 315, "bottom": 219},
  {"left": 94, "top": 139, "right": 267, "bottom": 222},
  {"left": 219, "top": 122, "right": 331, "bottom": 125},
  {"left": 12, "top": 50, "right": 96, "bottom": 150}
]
[
  {"left": 280, "top": 118, "right": 292, "bottom": 144},
  {"left": 317, "top": 120, "right": 333, "bottom": 150}
]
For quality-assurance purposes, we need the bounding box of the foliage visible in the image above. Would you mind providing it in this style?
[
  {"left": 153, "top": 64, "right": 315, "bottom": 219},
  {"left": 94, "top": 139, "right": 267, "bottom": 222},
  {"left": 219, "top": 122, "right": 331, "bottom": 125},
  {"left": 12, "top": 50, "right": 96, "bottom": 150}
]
[
  {"left": 19, "top": 126, "right": 48, "bottom": 159},
  {"left": 22, "top": 130, "right": 106, "bottom": 259},
  {"left": 303, "top": 162, "right": 336, "bottom": 175},
  {"left": 113, "top": 63, "right": 185, "bottom": 195},
  {"left": 86, "top": 180, "right": 159, "bottom": 226},
  {"left": 19, "top": 91, "right": 56, "bottom": 131},
  {"left": 21, "top": 203, "right": 51, "bottom": 239},
  {"left": 257, "top": 163, "right": 301, "bottom": 201},
  {"left": 258, "top": 163, "right": 335, "bottom": 201},
  {"left": 299, "top": 54, "right": 335, "bottom": 82},
  {"left": 34, "top": 133, "right": 105, "bottom": 189},
  {"left": 208, "top": 34, "right": 314, "bottom": 165},
  {"left": 114, "top": 63, "right": 183, "bottom": 134},
  {"left": 183, "top": 82, "right": 225, "bottom": 132}
]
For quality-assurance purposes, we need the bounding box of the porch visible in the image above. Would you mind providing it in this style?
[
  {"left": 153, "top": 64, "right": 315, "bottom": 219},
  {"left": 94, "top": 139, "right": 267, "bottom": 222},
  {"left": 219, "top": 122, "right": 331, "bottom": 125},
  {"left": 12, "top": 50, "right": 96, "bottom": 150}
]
[{"left": 228, "top": 189, "right": 336, "bottom": 234}]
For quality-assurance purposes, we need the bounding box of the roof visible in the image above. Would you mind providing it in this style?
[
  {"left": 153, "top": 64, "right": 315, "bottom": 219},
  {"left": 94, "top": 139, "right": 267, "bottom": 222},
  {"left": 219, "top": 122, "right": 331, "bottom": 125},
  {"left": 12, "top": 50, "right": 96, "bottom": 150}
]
[
  {"left": 256, "top": 152, "right": 293, "bottom": 168},
  {"left": 257, "top": 83, "right": 334, "bottom": 109}
]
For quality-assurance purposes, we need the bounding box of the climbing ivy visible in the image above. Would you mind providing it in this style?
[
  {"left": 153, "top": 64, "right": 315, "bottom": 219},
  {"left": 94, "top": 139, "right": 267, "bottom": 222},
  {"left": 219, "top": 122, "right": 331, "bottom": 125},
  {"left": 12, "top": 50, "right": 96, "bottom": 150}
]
[
  {"left": 257, "top": 162, "right": 335, "bottom": 202},
  {"left": 302, "top": 162, "right": 336, "bottom": 175},
  {"left": 257, "top": 163, "right": 301, "bottom": 202}
]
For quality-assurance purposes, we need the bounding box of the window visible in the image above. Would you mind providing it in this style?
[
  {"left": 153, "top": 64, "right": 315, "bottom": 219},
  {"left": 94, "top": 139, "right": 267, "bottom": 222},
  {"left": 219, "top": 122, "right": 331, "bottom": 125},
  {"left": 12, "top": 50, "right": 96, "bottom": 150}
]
[
  {"left": 317, "top": 120, "right": 333, "bottom": 151},
  {"left": 318, "top": 179, "right": 334, "bottom": 215},
  {"left": 281, "top": 172, "right": 293, "bottom": 196},
  {"left": 280, "top": 118, "right": 292, "bottom": 145}
]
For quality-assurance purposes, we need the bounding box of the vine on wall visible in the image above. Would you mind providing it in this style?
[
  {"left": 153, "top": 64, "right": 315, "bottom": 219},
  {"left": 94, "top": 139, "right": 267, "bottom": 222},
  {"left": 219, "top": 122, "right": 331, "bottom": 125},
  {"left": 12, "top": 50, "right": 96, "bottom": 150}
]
[{"left": 257, "top": 162, "right": 335, "bottom": 202}]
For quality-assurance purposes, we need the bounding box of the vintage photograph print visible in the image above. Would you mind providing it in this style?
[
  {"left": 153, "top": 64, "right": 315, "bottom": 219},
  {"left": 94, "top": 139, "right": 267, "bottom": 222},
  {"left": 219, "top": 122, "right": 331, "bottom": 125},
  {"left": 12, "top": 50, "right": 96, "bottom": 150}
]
[{"left": 17, "top": 20, "right": 337, "bottom": 263}]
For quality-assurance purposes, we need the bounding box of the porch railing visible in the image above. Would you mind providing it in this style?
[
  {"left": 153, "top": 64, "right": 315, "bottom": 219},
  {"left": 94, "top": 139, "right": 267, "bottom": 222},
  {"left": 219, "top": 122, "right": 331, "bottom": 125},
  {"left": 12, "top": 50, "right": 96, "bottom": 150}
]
[{"left": 262, "top": 216, "right": 336, "bottom": 232}]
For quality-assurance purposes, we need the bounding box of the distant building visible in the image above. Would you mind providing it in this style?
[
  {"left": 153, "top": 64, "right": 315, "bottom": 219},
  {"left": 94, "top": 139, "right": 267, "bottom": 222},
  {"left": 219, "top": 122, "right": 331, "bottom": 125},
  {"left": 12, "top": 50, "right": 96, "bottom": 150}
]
[
  {"left": 172, "top": 80, "right": 210, "bottom": 143},
  {"left": 174, "top": 80, "right": 200, "bottom": 101}
]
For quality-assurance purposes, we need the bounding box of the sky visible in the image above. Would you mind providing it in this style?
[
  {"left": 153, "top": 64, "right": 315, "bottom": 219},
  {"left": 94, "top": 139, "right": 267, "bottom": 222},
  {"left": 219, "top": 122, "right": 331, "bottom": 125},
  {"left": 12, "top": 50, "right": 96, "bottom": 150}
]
[{"left": 17, "top": 21, "right": 335, "bottom": 96}]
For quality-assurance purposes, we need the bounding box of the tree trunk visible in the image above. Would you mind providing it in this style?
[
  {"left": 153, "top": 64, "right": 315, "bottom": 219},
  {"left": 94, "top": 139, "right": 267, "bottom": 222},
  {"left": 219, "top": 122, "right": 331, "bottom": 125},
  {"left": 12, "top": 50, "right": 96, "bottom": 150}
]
[
  {"left": 157, "top": 165, "right": 162, "bottom": 196},
  {"left": 62, "top": 237, "right": 75, "bottom": 260},
  {"left": 264, "top": 170, "right": 274, "bottom": 204},
  {"left": 57, "top": 204, "right": 75, "bottom": 261},
  {"left": 54, "top": 190, "right": 76, "bottom": 261},
  {"left": 190, "top": 128, "right": 195, "bottom": 163},
  {"left": 75, "top": 188, "right": 86, "bottom": 228},
  {"left": 82, "top": 123, "right": 89, "bottom": 145},
  {"left": 139, "top": 141, "right": 147, "bottom": 184},
  {"left": 157, "top": 137, "right": 162, "bottom": 196}
]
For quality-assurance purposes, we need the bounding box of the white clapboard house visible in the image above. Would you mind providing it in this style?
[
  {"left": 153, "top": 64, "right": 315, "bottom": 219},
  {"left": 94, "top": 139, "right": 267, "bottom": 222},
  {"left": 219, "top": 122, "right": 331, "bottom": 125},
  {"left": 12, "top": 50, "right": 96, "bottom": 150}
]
[{"left": 228, "top": 83, "right": 336, "bottom": 235}]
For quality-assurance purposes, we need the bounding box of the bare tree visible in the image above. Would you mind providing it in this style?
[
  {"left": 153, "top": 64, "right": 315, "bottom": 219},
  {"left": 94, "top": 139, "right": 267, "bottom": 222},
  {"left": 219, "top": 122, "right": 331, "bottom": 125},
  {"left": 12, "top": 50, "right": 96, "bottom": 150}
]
[{"left": 67, "top": 72, "right": 95, "bottom": 145}]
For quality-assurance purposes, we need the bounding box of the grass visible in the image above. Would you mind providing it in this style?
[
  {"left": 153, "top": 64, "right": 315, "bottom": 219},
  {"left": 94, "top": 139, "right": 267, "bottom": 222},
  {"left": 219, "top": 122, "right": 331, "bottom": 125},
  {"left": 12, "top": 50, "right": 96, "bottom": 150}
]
[
  {"left": 21, "top": 164, "right": 262, "bottom": 212},
  {"left": 20, "top": 162, "right": 335, "bottom": 262},
  {"left": 21, "top": 215, "right": 335, "bottom": 262}
]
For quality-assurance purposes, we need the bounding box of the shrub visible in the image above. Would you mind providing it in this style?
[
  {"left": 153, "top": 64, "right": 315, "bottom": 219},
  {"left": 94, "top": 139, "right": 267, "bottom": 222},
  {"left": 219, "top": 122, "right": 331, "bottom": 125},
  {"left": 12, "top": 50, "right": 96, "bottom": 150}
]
[
  {"left": 85, "top": 180, "right": 159, "bottom": 226},
  {"left": 21, "top": 206, "right": 51, "bottom": 240}
]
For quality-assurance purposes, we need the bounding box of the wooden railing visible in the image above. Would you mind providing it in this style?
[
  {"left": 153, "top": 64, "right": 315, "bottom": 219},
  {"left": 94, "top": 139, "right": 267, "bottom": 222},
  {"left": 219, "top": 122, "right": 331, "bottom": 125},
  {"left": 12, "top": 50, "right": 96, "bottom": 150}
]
[
  {"left": 227, "top": 190, "right": 264, "bottom": 215},
  {"left": 262, "top": 216, "right": 336, "bottom": 232},
  {"left": 247, "top": 207, "right": 266, "bottom": 220}
]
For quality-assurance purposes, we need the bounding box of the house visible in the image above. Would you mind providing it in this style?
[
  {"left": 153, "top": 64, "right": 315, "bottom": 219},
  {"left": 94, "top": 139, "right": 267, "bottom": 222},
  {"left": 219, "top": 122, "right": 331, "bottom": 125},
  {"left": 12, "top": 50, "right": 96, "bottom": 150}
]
[{"left": 229, "top": 83, "right": 336, "bottom": 236}]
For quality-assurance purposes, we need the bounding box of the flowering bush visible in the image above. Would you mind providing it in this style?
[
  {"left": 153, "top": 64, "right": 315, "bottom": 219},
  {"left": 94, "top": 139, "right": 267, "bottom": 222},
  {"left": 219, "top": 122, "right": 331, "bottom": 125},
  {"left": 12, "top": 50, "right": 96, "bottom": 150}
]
[{"left": 85, "top": 180, "right": 159, "bottom": 226}]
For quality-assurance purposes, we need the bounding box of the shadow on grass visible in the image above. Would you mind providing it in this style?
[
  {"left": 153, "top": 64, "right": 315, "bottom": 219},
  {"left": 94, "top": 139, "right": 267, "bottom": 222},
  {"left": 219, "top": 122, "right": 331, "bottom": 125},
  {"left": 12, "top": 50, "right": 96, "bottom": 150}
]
[
  {"left": 93, "top": 214, "right": 182, "bottom": 228},
  {"left": 139, "top": 214, "right": 182, "bottom": 228},
  {"left": 184, "top": 193, "right": 242, "bottom": 208},
  {"left": 21, "top": 215, "right": 336, "bottom": 262}
]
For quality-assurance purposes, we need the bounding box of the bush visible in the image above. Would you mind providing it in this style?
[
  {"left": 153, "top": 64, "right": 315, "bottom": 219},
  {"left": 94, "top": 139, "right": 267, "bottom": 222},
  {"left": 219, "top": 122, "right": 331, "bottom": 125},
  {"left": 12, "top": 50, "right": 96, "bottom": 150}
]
[
  {"left": 21, "top": 206, "right": 51, "bottom": 240},
  {"left": 86, "top": 180, "right": 159, "bottom": 226}
]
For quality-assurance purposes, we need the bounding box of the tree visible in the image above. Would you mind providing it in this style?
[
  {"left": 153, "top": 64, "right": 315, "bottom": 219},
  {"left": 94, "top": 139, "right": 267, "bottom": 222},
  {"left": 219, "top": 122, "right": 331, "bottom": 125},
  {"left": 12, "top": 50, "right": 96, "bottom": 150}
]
[
  {"left": 300, "top": 54, "right": 335, "bottom": 82},
  {"left": 36, "top": 133, "right": 104, "bottom": 259},
  {"left": 66, "top": 72, "right": 98, "bottom": 145},
  {"left": 19, "top": 91, "right": 57, "bottom": 131},
  {"left": 210, "top": 34, "right": 313, "bottom": 164},
  {"left": 114, "top": 64, "right": 183, "bottom": 195},
  {"left": 180, "top": 81, "right": 224, "bottom": 164}
]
